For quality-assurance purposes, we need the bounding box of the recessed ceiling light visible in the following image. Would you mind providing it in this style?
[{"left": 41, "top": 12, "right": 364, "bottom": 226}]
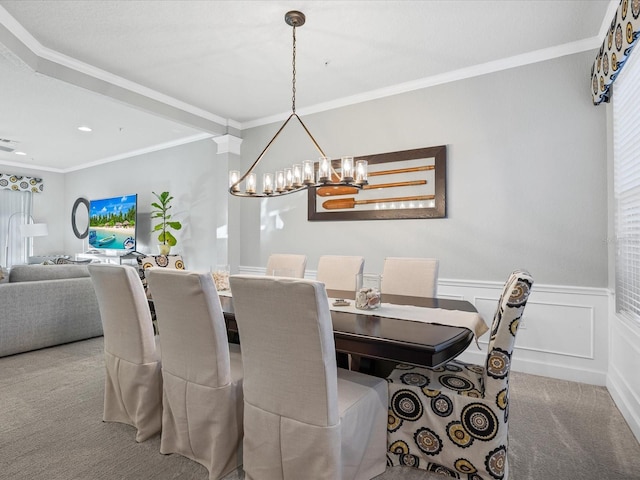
[
  {"left": 78, "top": 126, "right": 92, "bottom": 132},
  {"left": 14, "top": 151, "right": 27, "bottom": 155}
]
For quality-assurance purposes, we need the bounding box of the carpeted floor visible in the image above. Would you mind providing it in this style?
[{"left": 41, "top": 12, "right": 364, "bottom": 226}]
[{"left": 0, "top": 338, "right": 638, "bottom": 480}]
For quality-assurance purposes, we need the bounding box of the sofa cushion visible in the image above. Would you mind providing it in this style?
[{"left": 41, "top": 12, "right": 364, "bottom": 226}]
[{"left": 8, "top": 264, "right": 90, "bottom": 283}]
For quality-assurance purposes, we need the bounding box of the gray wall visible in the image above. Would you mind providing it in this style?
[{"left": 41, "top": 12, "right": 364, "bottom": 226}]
[
  {"left": 63, "top": 139, "right": 230, "bottom": 271},
  {"left": 0, "top": 165, "right": 66, "bottom": 260},
  {"left": 3, "top": 50, "right": 608, "bottom": 288},
  {"left": 235, "top": 50, "right": 607, "bottom": 287}
]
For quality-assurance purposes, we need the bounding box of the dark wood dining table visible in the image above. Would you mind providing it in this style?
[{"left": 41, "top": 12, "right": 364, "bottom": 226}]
[{"left": 219, "top": 294, "right": 478, "bottom": 369}]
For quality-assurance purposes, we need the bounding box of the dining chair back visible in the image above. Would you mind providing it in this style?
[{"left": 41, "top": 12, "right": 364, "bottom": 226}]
[
  {"left": 229, "top": 274, "right": 387, "bottom": 480},
  {"left": 386, "top": 269, "right": 533, "bottom": 479},
  {"left": 265, "top": 253, "right": 307, "bottom": 278},
  {"left": 381, "top": 257, "right": 439, "bottom": 298},
  {"left": 87, "top": 263, "right": 162, "bottom": 442},
  {"left": 146, "top": 268, "right": 243, "bottom": 479},
  {"left": 136, "top": 254, "right": 185, "bottom": 297},
  {"left": 316, "top": 254, "right": 365, "bottom": 298}
]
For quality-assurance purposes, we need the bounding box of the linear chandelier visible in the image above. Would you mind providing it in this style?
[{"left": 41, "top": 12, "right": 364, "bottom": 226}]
[{"left": 228, "top": 10, "right": 368, "bottom": 197}]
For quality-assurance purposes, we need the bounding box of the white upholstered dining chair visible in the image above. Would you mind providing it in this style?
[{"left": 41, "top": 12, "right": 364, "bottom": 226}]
[
  {"left": 229, "top": 274, "right": 388, "bottom": 480},
  {"left": 87, "top": 263, "right": 162, "bottom": 442},
  {"left": 381, "top": 257, "right": 439, "bottom": 298},
  {"left": 315, "top": 254, "right": 365, "bottom": 298},
  {"left": 265, "top": 253, "right": 307, "bottom": 278},
  {"left": 136, "top": 254, "right": 185, "bottom": 297},
  {"left": 386, "top": 269, "right": 534, "bottom": 479},
  {"left": 146, "top": 268, "right": 243, "bottom": 480}
]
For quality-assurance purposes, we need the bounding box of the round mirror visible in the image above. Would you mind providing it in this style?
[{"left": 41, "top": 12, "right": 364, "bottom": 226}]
[{"left": 71, "top": 197, "right": 90, "bottom": 239}]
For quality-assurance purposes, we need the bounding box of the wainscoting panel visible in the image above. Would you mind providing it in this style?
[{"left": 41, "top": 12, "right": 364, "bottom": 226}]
[
  {"left": 440, "top": 279, "right": 609, "bottom": 386},
  {"left": 474, "top": 297, "right": 595, "bottom": 359}
]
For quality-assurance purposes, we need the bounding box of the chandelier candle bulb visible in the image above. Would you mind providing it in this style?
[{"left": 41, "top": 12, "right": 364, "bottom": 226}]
[
  {"left": 285, "top": 168, "right": 293, "bottom": 189},
  {"left": 246, "top": 173, "right": 256, "bottom": 194},
  {"left": 292, "top": 164, "right": 303, "bottom": 187},
  {"left": 319, "top": 156, "right": 331, "bottom": 182},
  {"left": 276, "top": 171, "right": 285, "bottom": 193},
  {"left": 229, "top": 170, "right": 241, "bottom": 192},
  {"left": 303, "top": 160, "right": 315, "bottom": 184},
  {"left": 341, "top": 156, "right": 354, "bottom": 182},
  {"left": 355, "top": 160, "right": 368, "bottom": 184},
  {"left": 263, "top": 173, "right": 274, "bottom": 194}
]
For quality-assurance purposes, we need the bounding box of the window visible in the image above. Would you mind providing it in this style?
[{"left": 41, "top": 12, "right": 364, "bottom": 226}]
[
  {"left": 614, "top": 48, "right": 640, "bottom": 323},
  {"left": 0, "top": 189, "right": 33, "bottom": 267}
]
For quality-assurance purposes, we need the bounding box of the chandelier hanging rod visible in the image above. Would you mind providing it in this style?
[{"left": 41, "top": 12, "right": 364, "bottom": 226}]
[{"left": 229, "top": 10, "right": 368, "bottom": 198}]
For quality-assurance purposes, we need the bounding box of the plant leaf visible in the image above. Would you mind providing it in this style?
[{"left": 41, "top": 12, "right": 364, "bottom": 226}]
[
  {"left": 164, "top": 231, "right": 177, "bottom": 246},
  {"left": 167, "top": 221, "right": 182, "bottom": 230}
]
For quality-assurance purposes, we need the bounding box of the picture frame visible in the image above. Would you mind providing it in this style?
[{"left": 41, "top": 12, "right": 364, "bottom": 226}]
[{"left": 307, "top": 145, "right": 446, "bottom": 221}]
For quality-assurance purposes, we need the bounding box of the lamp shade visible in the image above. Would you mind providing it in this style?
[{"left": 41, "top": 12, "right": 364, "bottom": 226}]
[{"left": 19, "top": 223, "right": 48, "bottom": 238}]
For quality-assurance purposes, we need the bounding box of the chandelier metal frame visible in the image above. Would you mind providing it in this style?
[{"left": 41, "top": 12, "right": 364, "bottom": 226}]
[{"left": 228, "top": 10, "right": 367, "bottom": 198}]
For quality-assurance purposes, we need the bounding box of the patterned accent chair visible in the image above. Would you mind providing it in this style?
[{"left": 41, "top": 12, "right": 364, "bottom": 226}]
[
  {"left": 136, "top": 254, "right": 185, "bottom": 297},
  {"left": 386, "top": 269, "right": 533, "bottom": 480}
]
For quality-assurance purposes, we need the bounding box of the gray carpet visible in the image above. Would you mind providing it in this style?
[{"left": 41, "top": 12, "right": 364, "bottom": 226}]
[{"left": 0, "top": 338, "right": 638, "bottom": 480}]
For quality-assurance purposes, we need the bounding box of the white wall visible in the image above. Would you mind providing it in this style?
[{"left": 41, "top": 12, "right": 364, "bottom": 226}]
[{"left": 235, "top": 51, "right": 608, "bottom": 288}]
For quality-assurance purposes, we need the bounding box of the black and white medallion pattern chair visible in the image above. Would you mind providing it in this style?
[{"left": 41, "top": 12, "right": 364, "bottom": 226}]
[{"left": 386, "top": 269, "right": 534, "bottom": 479}]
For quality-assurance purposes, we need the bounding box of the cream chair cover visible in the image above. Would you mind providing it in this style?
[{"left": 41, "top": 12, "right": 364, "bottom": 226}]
[
  {"left": 381, "top": 257, "right": 439, "bottom": 298},
  {"left": 386, "top": 270, "right": 534, "bottom": 479},
  {"left": 265, "top": 253, "right": 307, "bottom": 278},
  {"left": 316, "top": 255, "right": 365, "bottom": 298},
  {"left": 87, "top": 263, "right": 162, "bottom": 442},
  {"left": 229, "top": 275, "right": 387, "bottom": 480},
  {"left": 136, "top": 254, "right": 185, "bottom": 297},
  {"left": 146, "top": 269, "right": 243, "bottom": 480}
]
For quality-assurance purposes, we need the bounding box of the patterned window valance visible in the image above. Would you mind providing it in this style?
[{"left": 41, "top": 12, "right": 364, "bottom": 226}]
[
  {"left": 0, "top": 173, "right": 44, "bottom": 193},
  {"left": 592, "top": 0, "right": 640, "bottom": 105}
]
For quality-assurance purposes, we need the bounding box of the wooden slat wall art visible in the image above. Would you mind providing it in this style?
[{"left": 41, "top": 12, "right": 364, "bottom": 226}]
[{"left": 307, "top": 145, "right": 446, "bottom": 221}]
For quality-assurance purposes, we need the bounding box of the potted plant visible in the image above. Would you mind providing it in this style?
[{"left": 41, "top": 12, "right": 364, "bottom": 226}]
[{"left": 151, "top": 191, "right": 182, "bottom": 255}]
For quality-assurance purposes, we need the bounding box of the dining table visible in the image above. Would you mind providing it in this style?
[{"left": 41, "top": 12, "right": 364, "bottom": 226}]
[{"left": 218, "top": 293, "right": 484, "bottom": 369}]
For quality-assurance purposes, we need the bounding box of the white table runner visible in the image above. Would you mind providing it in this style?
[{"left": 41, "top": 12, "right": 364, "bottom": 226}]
[
  {"left": 328, "top": 298, "right": 489, "bottom": 346},
  {"left": 218, "top": 289, "right": 488, "bottom": 346}
]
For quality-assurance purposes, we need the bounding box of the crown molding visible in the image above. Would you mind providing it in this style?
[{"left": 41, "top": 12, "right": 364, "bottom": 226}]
[
  {"left": 241, "top": 36, "right": 602, "bottom": 130},
  {"left": 0, "top": 6, "right": 231, "bottom": 134},
  {"left": 62, "top": 133, "right": 213, "bottom": 173}
]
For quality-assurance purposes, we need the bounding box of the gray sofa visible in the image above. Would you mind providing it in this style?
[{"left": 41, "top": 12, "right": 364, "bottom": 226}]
[{"left": 0, "top": 264, "right": 103, "bottom": 357}]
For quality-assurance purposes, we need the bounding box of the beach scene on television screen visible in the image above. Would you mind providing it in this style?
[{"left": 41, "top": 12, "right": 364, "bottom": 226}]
[{"left": 88, "top": 195, "right": 136, "bottom": 250}]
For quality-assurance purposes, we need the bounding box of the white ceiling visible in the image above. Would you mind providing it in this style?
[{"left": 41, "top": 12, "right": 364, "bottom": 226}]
[{"left": 0, "top": 0, "right": 615, "bottom": 173}]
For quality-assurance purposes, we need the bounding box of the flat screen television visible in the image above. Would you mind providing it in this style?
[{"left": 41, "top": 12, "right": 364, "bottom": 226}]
[{"left": 88, "top": 194, "right": 137, "bottom": 251}]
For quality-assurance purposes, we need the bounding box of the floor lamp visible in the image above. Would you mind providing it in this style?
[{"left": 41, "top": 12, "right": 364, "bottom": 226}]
[{"left": 5, "top": 212, "right": 48, "bottom": 269}]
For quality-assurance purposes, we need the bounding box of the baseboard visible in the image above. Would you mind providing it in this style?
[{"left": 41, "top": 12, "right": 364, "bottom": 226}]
[
  {"left": 608, "top": 315, "right": 640, "bottom": 443},
  {"left": 607, "top": 366, "right": 640, "bottom": 443}
]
